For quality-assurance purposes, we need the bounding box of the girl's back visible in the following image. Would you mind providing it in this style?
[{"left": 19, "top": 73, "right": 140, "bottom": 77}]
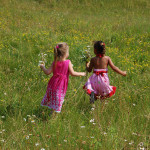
[{"left": 91, "top": 56, "right": 109, "bottom": 69}]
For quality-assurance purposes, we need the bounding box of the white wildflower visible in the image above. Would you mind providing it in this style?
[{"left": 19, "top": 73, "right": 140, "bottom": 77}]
[
  {"left": 23, "top": 118, "right": 26, "bottom": 122},
  {"left": 90, "top": 119, "right": 94, "bottom": 123},
  {"left": 124, "top": 139, "right": 127, "bottom": 142},
  {"left": 132, "top": 132, "right": 137, "bottom": 135},
  {"left": 93, "top": 123, "right": 96, "bottom": 125},
  {"left": 91, "top": 136, "right": 94, "bottom": 138},
  {"left": 0, "top": 139, "right": 5, "bottom": 142},
  {"left": 31, "top": 120, "right": 35, "bottom": 123},
  {"left": 4, "top": 93, "right": 7, "bottom": 95},
  {"left": 64, "top": 140, "right": 67, "bottom": 142},
  {"left": 104, "top": 132, "right": 107, "bottom": 135},
  {"left": 1, "top": 116, "right": 5, "bottom": 118},
  {"left": 133, "top": 103, "right": 136, "bottom": 106},
  {"left": 129, "top": 141, "right": 134, "bottom": 145},
  {"left": 91, "top": 107, "right": 95, "bottom": 111},
  {"left": 80, "top": 126, "right": 85, "bottom": 128},
  {"left": 2, "top": 129, "right": 5, "bottom": 132},
  {"left": 41, "top": 148, "right": 45, "bottom": 150},
  {"left": 35, "top": 143, "right": 39, "bottom": 146},
  {"left": 26, "top": 136, "right": 29, "bottom": 140}
]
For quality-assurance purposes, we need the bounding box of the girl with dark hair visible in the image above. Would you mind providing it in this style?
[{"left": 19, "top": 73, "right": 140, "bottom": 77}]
[{"left": 83, "top": 41, "right": 126, "bottom": 103}]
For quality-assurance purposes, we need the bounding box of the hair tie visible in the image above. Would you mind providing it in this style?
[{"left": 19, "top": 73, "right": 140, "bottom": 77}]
[{"left": 56, "top": 45, "right": 59, "bottom": 49}]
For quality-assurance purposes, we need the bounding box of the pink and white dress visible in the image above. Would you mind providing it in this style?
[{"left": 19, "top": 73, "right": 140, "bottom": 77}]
[
  {"left": 83, "top": 69, "right": 116, "bottom": 99},
  {"left": 41, "top": 60, "right": 70, "bottom": 113}
]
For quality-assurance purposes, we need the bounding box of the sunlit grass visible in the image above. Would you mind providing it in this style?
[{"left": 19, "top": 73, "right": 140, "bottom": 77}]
[{"left": 0, "top": 0, "right": 150, "bottom": 149}]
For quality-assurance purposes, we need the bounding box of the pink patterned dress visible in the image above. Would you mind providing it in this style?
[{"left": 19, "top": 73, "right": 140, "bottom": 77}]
[
  {"left": 83, "top": 69, "right": 116, "bottom": 99},
  {"left": 41, "top": 60, "right": 70, "bottom": 113}
]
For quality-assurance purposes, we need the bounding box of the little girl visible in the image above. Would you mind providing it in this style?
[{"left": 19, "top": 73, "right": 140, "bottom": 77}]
[
  {"left": 40, "top": 42, "right": 85, "bottom": 113},
  {"left": 83, "top": 41, "right": 126, "bottom": 103}
]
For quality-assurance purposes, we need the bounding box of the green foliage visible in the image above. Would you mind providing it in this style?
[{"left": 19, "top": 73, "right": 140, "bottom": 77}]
[{"left": 0, "top": 0, "right": 150, "bottom": 149}]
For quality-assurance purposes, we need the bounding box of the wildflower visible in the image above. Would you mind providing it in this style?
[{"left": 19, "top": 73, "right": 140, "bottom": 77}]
[
  {"left": 129, "top": 141, "right": 134, "bottom": 145},
  {"left": 31, "top": 120, "right": 35, "bottom": 123},
  {"left": 133, "top": 103, "right": 136, "bottom": 106},
  {"left": 132, "top": 132, "right": 137, "bottom": 135},
  {"left": 91, "top": 136, "right": 94, "bottom": 138},
  {"left": 124, "top": 139, "right": 127, "bottom": 142},
  {"left": 32, "top": 115, "right": 36, "bottom": 117},
  {"left": 104, "top": 132, "right": 107, "bottom": 135},
  {"left": 35, "top": 143, "right": 39, "bottom": 146},
  {"left": 4, "top": 93, "right": 7, "bottom": 95},
  {"left": 26, "top": 136, "right": 29, "bottom": 140},
  {"left": 2, "top": 129, "right": 5, "bottom": 132},
  {"left": 29, "top": 134, "right": 32, "bottom": 136},
  {"left": 91, "top": 107, "right": 94, "bottom": 111},
  {"left": 1, "top": 116, "right": 5, "bottom": 118},
  {"left": 139, "top": 142, "right": 144, "bottom": 147},
  {"left": 0, "top": 139, "right": 5, "bottom": 142},
  {"left": 81, "top": 126, "right": 85, "bottom": 128},
  {"left": 93, "top": 123, "right": 96, "bottom": 125},
  {"left": 27, "top": 115, "right": 31, "bottom": 117},
  {"left": 0, "top": 132, "right": 2, "bottom": 134},
  {"left": 64, "top": 140, "right": 67, "bottom": 142},
  {"left": 41, "top": 148, "right": 45, "bottom": 150},
  {"left": 90, "top": 119, "right": 94, "bottom": 123},
  {"left": 23, "top": 118, "right": 26, "bottom": 122}
]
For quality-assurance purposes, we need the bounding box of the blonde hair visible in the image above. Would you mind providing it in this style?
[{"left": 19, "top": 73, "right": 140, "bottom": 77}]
[{"left": 53, "top": 42, "right": 69, "bottom": 69}]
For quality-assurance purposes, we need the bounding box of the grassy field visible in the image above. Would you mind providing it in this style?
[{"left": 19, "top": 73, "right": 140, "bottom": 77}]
[{"left": 0, "top": 0, "right": 150, "bottom": 149}]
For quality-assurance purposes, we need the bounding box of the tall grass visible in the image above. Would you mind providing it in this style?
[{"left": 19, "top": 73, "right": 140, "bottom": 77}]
[{"left": 0, "top": 0, "right": 150, "bottom": 149}]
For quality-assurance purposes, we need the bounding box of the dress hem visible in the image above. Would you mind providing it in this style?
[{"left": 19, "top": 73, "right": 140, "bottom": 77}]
[{"left": 83, "top": 85, "right": 116, "bottom": 99}]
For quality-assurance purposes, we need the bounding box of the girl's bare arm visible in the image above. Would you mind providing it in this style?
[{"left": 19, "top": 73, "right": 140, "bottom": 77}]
[
  {"left": 40, "top": 64, "right": 53, "bottom": 75},
  {"left": 108, "top": 57, "right": 126, "bottom": 76},
  {"left": 69, "top": 61, "right": 86, "bottom": 76}
]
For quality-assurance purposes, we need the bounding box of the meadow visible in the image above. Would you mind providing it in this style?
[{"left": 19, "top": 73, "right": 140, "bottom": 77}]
[{"left": 0, "top": 0, "right": 150, "bottom": 149}]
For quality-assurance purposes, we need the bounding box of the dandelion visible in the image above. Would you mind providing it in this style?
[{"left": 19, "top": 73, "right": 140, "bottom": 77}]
[{"left": 81, "top": 126, "right": 85, "bottom": 128}]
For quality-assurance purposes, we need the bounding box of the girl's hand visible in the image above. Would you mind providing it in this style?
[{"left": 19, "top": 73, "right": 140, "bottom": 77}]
[
  {"left": 40, "top": 64, "right": 45, "bottom": 69},
  {"left": 122, "top": 71, "right": 127, "bottom": 76},
  {"left": 81, "top": 72, "right": 86, "bottom": 76},
  {"left": 86, "top": 62, "right": 90, "bottom": 67}
]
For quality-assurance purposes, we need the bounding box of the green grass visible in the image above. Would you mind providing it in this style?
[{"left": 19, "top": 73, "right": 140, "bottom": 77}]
[{"left": 0, "top": 0, "right": 150, "bottom": 149}]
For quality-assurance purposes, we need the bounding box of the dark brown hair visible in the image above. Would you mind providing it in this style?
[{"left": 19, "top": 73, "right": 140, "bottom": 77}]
[{"left": 94, "top": 41, "right": 105, "bottom": 54}]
